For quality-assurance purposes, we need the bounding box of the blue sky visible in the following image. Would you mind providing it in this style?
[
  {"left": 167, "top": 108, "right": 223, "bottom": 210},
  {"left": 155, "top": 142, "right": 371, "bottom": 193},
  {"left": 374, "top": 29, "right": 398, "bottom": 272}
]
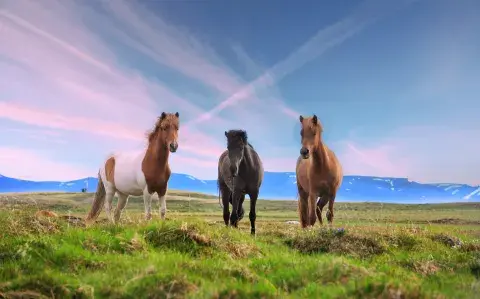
[{"left": 0, "top": 0, "right": 478, "bottom": 184}]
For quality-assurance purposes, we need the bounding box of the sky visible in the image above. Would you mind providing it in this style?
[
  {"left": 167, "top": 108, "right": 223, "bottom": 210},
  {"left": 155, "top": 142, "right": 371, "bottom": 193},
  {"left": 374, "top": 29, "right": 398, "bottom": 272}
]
[{"left": 0, "top": 0, "right": 479, "bottom": 185}]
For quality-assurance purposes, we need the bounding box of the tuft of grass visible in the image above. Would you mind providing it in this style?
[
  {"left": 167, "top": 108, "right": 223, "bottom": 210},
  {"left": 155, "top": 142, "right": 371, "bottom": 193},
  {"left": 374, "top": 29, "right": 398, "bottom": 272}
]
[{"left": 286, "top": 228, "right": 386, "bottom": 258}]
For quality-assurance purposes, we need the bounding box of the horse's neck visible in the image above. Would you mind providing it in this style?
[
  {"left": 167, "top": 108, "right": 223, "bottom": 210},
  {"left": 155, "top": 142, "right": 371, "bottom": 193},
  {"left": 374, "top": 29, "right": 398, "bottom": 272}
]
[
  {"left": 242, "top": 145, "right": 255, "bottom": 169},
  {"left": 146, "top": 140, "right": 169, "bottom": 169},
  {"left": 312, "top": 138, "right": 328, "bottom": 168}
]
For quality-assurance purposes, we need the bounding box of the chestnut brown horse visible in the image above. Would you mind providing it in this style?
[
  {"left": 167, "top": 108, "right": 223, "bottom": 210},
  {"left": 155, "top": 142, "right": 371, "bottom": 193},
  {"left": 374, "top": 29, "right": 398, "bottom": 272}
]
[
  {"left": 296, "top": 114, "right": 343, "bottom": 228},
  {"left": 85, "top": 112, "right": 180, "bottom": 225}
]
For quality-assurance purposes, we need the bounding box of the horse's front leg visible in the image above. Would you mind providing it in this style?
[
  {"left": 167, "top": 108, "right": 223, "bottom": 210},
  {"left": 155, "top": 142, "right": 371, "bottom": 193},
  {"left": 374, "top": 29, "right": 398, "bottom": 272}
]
[
  {"left": 142, "top": 187, "right": 153, "bottom": 220},
  {"left": 105, "top": 187, "right": 115, "bottom": 223},
  {"left": 229, "top": 190, "right": 241, "bottom": 228},
  {"left": 221, "top": 187, "right": 231, "bottom": 226},
  {"left": 307, "top": 191, "right": 317, "bottom": 227},
  {"left": 157, "top": 185, "right": 167, "bottom": 220}
]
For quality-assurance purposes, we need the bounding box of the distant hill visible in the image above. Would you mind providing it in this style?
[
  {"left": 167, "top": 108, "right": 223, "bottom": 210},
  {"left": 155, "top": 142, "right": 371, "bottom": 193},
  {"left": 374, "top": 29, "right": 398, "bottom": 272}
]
[{"left": 0, "top": 172, "right": 479, "bottom": 203}]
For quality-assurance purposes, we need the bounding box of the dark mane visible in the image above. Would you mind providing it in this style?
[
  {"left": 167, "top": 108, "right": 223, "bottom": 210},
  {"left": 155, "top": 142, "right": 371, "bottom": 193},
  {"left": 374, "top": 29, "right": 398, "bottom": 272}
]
[{"left": 225, "top": 129, "right": 248, "bottom": 142}]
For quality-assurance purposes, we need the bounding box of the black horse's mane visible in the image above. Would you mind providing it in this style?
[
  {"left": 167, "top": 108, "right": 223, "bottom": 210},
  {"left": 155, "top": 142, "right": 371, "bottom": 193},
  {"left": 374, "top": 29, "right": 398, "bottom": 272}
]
[{"left": 226, "top": 129, "right": 254, "bottom": 149}]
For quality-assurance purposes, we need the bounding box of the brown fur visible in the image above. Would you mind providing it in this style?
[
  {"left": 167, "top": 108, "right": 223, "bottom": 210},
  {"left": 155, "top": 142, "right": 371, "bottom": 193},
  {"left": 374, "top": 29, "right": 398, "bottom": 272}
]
[
  {"left": 84, "top": 112, "right": 179, "bottom": 224},
  {"left": 35, "top": 210, "right": 58, "bottom": 218},
  {"left": 142, "top": 112, "right": 179, "bottom": 197},
  {"left": 296, "top": 114, "right": 343, "bottom": 228},
  {"left": 105, "top": 157, "right": 115, "bottom": 184}
]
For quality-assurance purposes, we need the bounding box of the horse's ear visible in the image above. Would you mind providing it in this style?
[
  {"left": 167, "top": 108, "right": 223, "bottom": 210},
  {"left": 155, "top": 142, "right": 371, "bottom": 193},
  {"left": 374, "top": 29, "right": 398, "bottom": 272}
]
[
  {"left": 175, "top": 112, "right": 179, "bottom": 118},
  {"left": 312, "top": 114, "right": 317, "bottom": 124},
  {"left": 160, "top": 112, "right": 166, "bottom": 120},
  {"left": 224, "top": 131, "right": 228, "bottom": 137},
  {"left": 299, "top": 115, "right": 304, "bottom": 123}
]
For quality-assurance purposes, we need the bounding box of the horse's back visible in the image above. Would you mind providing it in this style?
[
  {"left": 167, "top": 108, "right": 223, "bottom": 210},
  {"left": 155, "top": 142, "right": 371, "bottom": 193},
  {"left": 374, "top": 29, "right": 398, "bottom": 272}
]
[{"left": 106, "top": 150, "right": 146, "bottom": 195}]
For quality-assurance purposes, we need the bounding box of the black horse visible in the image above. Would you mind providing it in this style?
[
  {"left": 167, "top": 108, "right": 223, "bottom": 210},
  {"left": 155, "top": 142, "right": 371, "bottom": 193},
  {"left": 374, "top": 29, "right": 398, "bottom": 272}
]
[{"left": 217, "top": 130, "right": 264, "bottom": 235}]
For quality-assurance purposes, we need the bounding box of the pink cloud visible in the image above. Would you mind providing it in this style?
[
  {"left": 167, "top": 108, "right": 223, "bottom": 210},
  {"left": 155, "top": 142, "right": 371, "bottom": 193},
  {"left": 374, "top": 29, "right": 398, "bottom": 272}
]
[
  {"left": 334, "top": 126, "right": 480, "bottom": 185},
  {"left": 0, "top": 1, "right": 229, "bottom": 161},
  {"left": 0, "top": 147, "right": 94, "bottom": 181}
]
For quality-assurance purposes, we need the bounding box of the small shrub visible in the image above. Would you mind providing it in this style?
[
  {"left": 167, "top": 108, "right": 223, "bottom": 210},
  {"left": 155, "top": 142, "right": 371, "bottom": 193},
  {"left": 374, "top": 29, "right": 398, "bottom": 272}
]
[{"left": 430, "top": 233, "right": 463, "bottom": 248}]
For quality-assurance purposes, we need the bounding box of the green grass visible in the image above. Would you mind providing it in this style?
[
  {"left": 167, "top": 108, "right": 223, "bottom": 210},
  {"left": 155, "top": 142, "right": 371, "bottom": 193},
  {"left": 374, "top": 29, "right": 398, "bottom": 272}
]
[{"left": 1, "top": 192, "right": 479, "bottom": 298}]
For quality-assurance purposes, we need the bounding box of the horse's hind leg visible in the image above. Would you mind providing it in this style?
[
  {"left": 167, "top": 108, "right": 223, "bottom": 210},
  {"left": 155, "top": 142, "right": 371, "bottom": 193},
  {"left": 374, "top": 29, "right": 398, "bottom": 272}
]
[
  {"left": 316, "top": 196, "right": 329, "bottom": 225},
  {"left": 326, "top": 194, "right": 336, "bottom": 226},
  {"left": 113, "top": 192, "right": 129, "bottom": 224},
  {"left": 105, "top": 186, "right": 116, "bottom": 223},
  {"left": 248, "top": 191, "right": 258, "bottom": 235},
  {"left": 297, "top": 184, "right": 309, "bottom": 228}
]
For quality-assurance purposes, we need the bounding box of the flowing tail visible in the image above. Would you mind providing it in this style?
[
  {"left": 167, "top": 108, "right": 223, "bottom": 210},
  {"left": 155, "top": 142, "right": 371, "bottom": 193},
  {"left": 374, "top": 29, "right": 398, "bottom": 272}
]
[
  {"left": 85, "top": 172, "right": 106, "bottom": 224},
  {"left": 217, "top": 180, "right": 223, "bottom": 209}
]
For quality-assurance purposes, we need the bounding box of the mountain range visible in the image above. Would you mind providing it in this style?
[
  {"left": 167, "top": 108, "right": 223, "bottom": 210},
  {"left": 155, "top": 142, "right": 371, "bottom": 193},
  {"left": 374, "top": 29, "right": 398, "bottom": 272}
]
[{"left": 1, "top": 172, "right": 479, "bottom": 204}]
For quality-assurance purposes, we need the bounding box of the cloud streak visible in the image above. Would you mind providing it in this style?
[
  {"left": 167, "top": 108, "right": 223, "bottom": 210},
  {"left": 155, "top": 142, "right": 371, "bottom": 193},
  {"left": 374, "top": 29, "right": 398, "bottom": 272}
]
[{"left": 188, "top": 0, "right": 420, "bottom": 124}]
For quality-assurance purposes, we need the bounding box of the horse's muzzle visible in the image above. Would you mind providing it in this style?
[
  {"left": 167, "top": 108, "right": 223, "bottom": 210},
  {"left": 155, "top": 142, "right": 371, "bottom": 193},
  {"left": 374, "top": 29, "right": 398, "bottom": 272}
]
[
  {"left": 300, "top": 147, "right": 309, "bottom": 159},
  {"left": 169, "top": 142, "right": 178, "bottom": 153}
]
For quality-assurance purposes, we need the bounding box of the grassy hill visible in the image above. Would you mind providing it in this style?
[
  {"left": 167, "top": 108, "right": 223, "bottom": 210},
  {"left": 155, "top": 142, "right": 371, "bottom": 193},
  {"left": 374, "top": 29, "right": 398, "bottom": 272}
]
[{"left": 1, "top": 192, "right": 479, "bottom": 298}]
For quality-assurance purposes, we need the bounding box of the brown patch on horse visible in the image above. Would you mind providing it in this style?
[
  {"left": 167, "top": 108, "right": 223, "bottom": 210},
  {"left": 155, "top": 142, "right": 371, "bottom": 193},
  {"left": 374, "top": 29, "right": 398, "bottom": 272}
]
[
  {"left": 142, "top": 112, "right": 180, "bottom": 195},
  {"left": 296, "top": 114, "right": 343, "bottom": 228},
  {"left": 105, "top": 157, "right": 115, "bottom": 184}
]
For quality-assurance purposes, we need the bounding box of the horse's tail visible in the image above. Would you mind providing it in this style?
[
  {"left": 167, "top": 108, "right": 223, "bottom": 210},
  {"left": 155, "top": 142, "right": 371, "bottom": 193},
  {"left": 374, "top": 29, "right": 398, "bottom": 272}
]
[
  {"left": 85, "top": 171, "right": 106, "bottom": 225},
  {"left": 217, "top": 175, "right": 223, "bottom": 209}
]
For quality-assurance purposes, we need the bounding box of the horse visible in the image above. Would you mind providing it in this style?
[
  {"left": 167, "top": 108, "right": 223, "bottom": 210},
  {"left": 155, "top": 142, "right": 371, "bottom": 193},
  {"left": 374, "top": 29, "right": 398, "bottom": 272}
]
[
  {"left": 217, "top": 129, "right": 264, "bottom": 235},
  {"left": 85, "top": 112, "right": 180, "bottom": 225},
  {"left": 296, "top": 114, "right": 343, "bottom": 228}
]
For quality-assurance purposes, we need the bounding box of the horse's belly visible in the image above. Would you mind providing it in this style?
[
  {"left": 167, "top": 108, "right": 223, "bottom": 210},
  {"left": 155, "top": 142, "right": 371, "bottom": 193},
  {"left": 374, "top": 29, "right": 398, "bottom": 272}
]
[{"left": 113, "top": 154, "right": 145, "bottom": 196}]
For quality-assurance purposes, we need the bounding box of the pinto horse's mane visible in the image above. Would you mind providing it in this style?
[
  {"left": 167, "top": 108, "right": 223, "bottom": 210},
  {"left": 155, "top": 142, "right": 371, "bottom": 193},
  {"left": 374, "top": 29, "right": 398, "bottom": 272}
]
[{"left": 146, "top": 112, "right": 179, "bottom": 143}]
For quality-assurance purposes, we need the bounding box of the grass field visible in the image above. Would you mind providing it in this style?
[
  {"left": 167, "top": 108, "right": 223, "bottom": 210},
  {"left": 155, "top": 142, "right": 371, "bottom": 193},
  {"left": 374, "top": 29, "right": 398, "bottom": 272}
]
[{"left": 0, "top": 191, "right": 479, "bottom": 299}]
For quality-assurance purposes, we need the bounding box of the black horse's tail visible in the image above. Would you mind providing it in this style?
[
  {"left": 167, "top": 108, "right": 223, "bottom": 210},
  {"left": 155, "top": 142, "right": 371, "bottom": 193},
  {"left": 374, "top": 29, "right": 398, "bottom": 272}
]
[{"left": 217, "top": 169, "right": 223, "bottom": 209}]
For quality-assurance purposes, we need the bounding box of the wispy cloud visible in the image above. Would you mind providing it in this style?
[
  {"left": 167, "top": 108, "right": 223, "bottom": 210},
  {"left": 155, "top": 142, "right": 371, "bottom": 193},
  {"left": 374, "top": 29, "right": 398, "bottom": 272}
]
[
  {"left": 0, "top": 147, "right": 93, "bottom": 181},
  {"left": 188, "top": 0, "right": 420, "bottom": 124},
  {"left": 0, "top": 0, "right": 298, "bottom": 179}
]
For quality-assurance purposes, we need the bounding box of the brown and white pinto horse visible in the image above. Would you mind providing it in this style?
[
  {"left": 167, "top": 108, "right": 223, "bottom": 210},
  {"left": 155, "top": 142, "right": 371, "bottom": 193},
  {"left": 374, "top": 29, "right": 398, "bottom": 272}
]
[{"left": 85, "top": 112, "right": 180, "bottom": 225}]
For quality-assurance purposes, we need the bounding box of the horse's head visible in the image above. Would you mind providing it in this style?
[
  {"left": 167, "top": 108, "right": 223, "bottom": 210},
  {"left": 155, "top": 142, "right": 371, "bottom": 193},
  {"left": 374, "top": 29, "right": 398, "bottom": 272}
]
[
  {"left": 299, "top": 114, "right": 323, "bottom": 159},
  {"left": 149, "top": 112, "right": 180, "bottom": 153},
  {"left": 224, "top": 129, "right": 248, "bottom": 177}
]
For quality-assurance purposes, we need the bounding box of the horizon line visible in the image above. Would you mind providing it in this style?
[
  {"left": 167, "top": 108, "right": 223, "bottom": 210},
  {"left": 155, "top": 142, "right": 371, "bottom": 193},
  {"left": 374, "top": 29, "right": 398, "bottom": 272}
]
[{"left": 1, "top": 172, "right": 478, "bottom": 187}]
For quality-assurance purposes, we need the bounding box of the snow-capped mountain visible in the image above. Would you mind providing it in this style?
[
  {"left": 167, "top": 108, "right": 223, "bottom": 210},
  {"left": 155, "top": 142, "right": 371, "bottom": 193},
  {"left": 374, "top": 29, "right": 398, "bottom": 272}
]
[{"left": 0, "top": 172, "right": 479, "bottom": 203}]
